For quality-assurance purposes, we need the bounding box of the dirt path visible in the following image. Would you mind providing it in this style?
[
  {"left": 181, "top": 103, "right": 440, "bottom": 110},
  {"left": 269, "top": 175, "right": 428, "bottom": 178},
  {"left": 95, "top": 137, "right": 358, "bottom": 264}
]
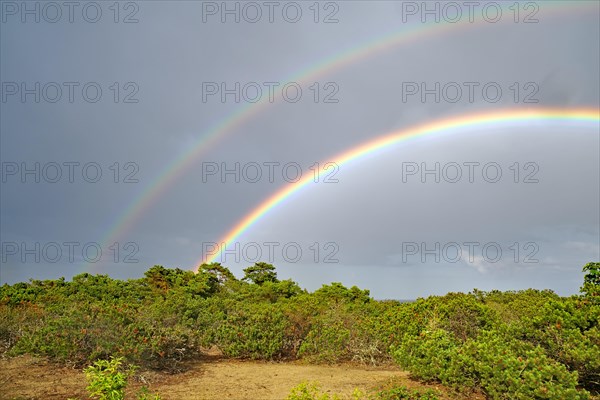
[
  {"left": 0, "top": 355, "right": 457, "bottom": 400},
  {"left": 154, "top": 359, "right": 407, "bottom": 400}
]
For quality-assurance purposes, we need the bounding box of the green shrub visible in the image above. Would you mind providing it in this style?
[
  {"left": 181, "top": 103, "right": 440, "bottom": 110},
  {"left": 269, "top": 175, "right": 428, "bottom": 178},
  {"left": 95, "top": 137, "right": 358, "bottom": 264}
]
[
  {"left": 512, "top": 296, "right": 600, "bottom": 391},
  {"left": 84, "top": 357, "right": 130, "bottom": 400},
  {"left": 214, "top": 303, "right": 288, "bottom": 359},
  {"left": 392, "top": 329, "right": 459, "bottom": 383},
  {"left": 393, "top": 326, "right": 590, "bottom": 399},
  {"left": 2, "top": 263, "right": 598, "bottom": 398},
  {"left": 457, "top": 331, "right": 588, "bottom": 399},
  {"left": 298, "top": 307, "right": 352, "bottom": 363},
  {"left": 83, "top": 357, "right": 162, "bottom": 400},
  {"left": 0, "top": 302, "right": 44, "bottom": 354}
]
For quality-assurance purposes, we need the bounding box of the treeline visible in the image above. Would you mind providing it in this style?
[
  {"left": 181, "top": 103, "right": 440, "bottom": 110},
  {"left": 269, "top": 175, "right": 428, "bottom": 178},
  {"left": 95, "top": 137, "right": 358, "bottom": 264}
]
[{"left": 0, "top": 261, "right": 598, "bottom": 399}]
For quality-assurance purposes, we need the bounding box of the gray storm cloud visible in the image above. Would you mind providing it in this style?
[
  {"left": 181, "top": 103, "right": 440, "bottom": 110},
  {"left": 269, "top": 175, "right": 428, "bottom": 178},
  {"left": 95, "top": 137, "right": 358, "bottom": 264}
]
[{"left": 1, "top": 1, "right": 598, "bottom": 298}]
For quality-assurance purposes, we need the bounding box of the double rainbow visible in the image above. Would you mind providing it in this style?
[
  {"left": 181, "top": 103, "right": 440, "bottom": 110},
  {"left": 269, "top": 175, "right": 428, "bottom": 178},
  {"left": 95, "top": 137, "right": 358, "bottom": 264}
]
[
  {"left": 199, "top": 107, "right": 600, "bottom": 266},
  {"left": 84, "top": 1, "right": 597, "bottom": 272}
]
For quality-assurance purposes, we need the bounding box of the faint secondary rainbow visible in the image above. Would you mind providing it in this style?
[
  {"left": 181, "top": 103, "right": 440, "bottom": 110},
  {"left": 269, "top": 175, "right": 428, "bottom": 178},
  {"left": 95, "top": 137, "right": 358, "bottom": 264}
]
[
  {"left": 199, "top": 107, "right": 600, "bottom": 267},
  {"left": 90, "top": 1, "right": 596, "bottom": 272}
]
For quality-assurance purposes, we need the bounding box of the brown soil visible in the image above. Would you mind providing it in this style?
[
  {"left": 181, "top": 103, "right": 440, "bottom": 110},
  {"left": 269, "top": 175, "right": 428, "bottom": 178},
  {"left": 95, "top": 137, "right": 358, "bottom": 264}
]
[{"left": 0, "top": 354, "right": 479, "bottom": 400}]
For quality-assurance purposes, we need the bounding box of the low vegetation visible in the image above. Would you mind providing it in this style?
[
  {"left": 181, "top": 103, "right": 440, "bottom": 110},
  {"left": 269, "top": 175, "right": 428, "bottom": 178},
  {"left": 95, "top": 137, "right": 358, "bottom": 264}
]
[
  {"left": 285, "top": 380, "right": 442, "bottom": 400},
  {"left": 1, "top": 261, "right": 598, "bottom": 399}
]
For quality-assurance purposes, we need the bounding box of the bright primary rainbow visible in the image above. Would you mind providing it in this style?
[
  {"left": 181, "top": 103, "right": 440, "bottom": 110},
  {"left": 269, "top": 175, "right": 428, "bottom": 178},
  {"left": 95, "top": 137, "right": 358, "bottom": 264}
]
[
  {"left": 88, "top": 1, "right": 596, "bottom": 272},
  {"left": 200, "top": 107, "right": 600, "bottom": 267}
]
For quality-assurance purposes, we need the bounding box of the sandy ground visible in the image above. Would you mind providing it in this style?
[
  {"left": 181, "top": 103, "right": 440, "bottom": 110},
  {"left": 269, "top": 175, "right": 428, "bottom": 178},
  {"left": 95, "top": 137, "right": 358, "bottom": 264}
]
[{"left": 0, "top": 354, "right": 468, "bottom": 400}]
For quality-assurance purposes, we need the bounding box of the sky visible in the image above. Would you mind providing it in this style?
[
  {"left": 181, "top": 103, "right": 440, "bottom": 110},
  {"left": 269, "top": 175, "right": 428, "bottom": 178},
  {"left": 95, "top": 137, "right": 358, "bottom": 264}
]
[{"left": 1, "top": 0, "right": 599, "bottom": 299}]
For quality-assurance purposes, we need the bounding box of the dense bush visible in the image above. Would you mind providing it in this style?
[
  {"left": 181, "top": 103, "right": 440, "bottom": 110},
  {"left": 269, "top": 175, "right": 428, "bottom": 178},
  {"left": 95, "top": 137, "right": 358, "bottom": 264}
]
[
  {"left": 213, "top": 302, "right": 289, "bottom": 359},
  {"left": 454, "top": 331, "right": 585, "bottom": 399},
  {"left": 298, "top": 304, "right": 353, "bottom": 363},
  {"left": 392, "top": 329, "right": 459, "bottom": 384},
  {"left": 391, "top": 289, "right": 597, "bottom": 398},
  {"left": 1, "top": 261, "right": 598, "bottom": 399},
  {"left": 512, "top": 296, "right": 600, "bottom": 391}
]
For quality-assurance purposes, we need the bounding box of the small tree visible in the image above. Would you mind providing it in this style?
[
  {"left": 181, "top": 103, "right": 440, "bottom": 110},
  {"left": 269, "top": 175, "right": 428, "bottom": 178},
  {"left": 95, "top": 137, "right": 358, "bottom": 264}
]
[
  {"left": 198, "top": 262, "right": 237, "bottom": 285},
  {"left": 243, "top": 262, "right": 278, "bottom": 285},
  {"left": 581, "top": 262, "right": 600, "bottom": 299}
]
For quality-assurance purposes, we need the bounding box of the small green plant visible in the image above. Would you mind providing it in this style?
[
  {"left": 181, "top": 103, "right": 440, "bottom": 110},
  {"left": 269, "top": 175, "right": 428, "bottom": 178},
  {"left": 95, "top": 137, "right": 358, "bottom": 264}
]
[
  {"left": 286, "top": 381, "right": 440, "bottom": 400},
  {"left": 84, "top": 357, "right": 162, "bottom": 400},
  {"left": 136, "top": 386, "right": 163, "bottom": 400},
  {"left": 84, "top": 357, "right": 130, "bottom": 400},
  {"left": 352, "top": 388, "right": 366, "bottom": 400},
  {"left": 286, "top": 381, "right": 342, "bottom": 400},
  {"left": 372, "top": 386, "right": 440, "bottom": 400},
  {"left": 370, "top": 379, "right": 441, "bottom": 400}
]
